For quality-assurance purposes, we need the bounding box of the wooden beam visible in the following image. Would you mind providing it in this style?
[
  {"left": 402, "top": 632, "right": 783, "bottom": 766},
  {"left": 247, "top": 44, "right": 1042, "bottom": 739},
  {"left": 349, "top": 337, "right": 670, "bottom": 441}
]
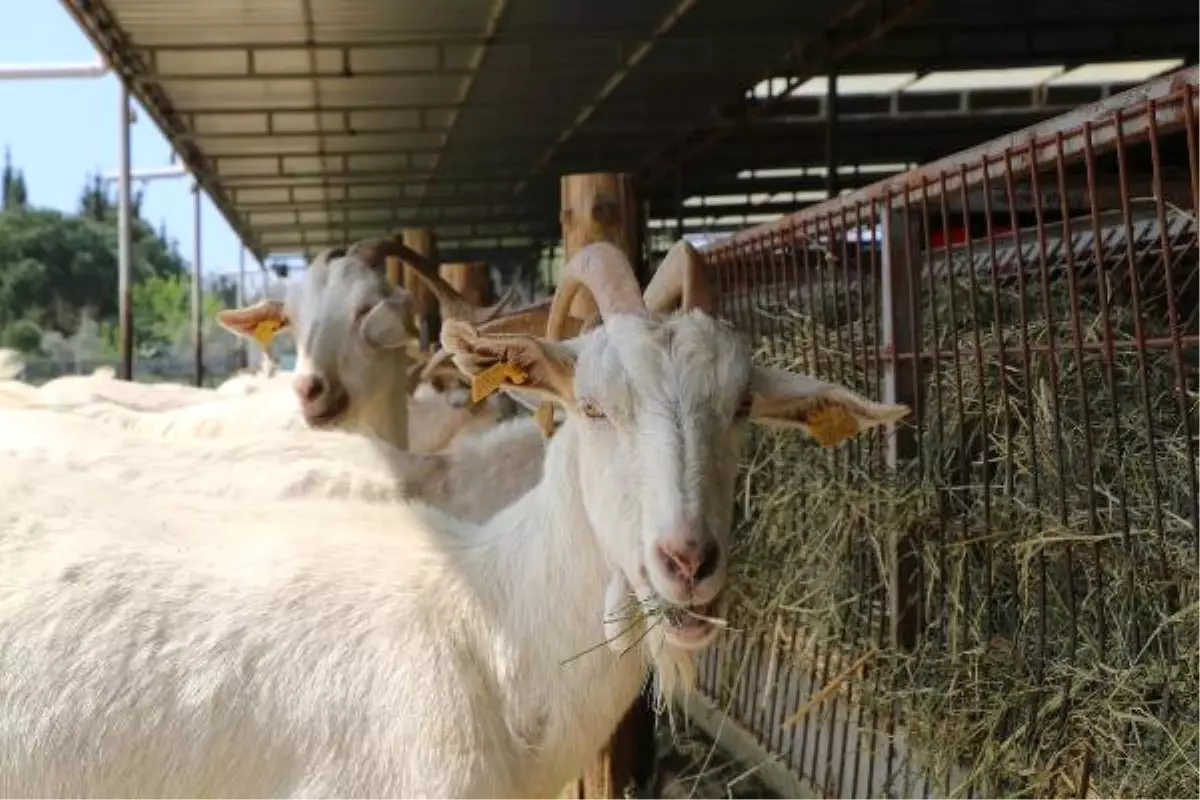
[{"left": 558, "top": 171, "right": 657, "bottom": 799}]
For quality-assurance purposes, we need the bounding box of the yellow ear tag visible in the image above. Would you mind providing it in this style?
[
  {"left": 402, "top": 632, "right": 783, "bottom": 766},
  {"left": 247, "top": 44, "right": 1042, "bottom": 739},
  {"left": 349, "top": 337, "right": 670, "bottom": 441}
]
[
  {"left": 251, "top": 318, "right": 283, "bottom": 349},
  {"left": 470, "top": 361, "right": 528, "bottom": 404},
  {"left": 805, "top": 403, "right": 860, "bottom": 447}
]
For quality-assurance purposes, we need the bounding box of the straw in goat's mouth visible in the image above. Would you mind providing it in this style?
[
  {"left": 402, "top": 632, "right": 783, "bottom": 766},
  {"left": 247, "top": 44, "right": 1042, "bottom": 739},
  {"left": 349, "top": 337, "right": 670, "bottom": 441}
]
[{"left": 648, "top": 595, "right": 728, "bottom": 633}]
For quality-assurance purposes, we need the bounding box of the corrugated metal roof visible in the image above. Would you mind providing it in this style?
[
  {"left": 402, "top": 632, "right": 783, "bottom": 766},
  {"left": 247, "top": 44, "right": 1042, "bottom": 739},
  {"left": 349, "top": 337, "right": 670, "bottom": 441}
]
[
  {"left": 61, "top": 0, "right": 1198, "bottom": 268},
  {"left": 58, "top": 0, "right": 844, "bottom": 262}
]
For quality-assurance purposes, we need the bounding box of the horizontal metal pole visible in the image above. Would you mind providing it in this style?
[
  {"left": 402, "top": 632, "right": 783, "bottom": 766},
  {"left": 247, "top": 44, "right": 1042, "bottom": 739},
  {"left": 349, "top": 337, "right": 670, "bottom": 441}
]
[
  {"left": 252, "top": 217, "right": 553, "bottom": 235},
  {"left": 181, "top": 103, "right": 1077, "bottom": 147},
  {"left": 133, "top": 62, "right": 747, "bottom": 83},
  {"left": 129, "top": 27, "right": 796, "bottom": 52},
  {"left": 215, "top": 168, "right": 529, "bottom": 186},
  {"left": 195, "top": 106, "right": 1069, "bottom": 159},
  {"left": 180, "top": 123, "right": 697, "bottom": 142},
  {"left": 100, "top": 165, "right": 190, "bottom": 183},
  {"left": 265, "top": 240, "right": 542, "bottom": 257},
  {"left": 0, "top": 61, "right": 108, "bottom": 79},
  {"left": 174, "top": 97, "right": 693, "bottom": 115},
  {"left": 258, "top": 227, "right": 552, "bottom": 247},
  {"left": 245, "top": 202, "right": 550, "bottom": 219}
]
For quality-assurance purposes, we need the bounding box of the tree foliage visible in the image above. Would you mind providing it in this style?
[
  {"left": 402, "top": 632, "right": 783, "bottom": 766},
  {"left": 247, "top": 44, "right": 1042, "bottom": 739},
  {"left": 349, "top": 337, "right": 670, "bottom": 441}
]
[{"left": 0, "top": 151, "right": 235, "bottom": 366}]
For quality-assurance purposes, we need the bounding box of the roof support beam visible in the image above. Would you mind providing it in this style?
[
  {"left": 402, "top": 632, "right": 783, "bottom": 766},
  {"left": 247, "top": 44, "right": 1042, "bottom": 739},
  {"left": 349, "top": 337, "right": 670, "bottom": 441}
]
[
  {"left": 128, "top": 28, "right": 804, "bottom": 52},
  {"left": 639, "top": 0, "right": 929, "bottom": 185},
  {"left": 422, "top": 0, "right": 510, "bottom": 204},
  {"left": 259, "top": 221, "right": 554, "bottom": 246},
  {"left": 514, "top": 0, "right": 702, "bottom": 193},
  {"left": 250, "top": 213, "right": 555, "bottom": 234}
]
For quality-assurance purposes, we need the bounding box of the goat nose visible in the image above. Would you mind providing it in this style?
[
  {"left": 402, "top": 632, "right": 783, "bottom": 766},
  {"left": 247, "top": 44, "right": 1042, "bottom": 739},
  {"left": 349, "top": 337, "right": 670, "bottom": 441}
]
[
  {"left": 293, "top": 374, "right": 326, "bottom": 403},
  {"left": 656, "top": 537, "right": 721, "bottom": 586}
]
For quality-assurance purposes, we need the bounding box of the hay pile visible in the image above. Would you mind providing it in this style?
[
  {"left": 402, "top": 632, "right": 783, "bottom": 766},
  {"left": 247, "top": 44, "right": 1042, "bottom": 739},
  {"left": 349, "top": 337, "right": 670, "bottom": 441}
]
[{"left": 709, "top": 249, "right": 1199, "bottom": 798}]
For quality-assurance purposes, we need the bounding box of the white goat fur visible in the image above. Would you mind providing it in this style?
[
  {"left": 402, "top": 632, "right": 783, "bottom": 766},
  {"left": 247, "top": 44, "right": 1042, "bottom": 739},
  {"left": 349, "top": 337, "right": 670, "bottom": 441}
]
[
  {"left": 0, "top": 406, "right": 545, "bottom": 523},
  {"left": 0, "top": 291, "right": 906, "bottom": 796},
  {"left": 54, "top": 379, "right": 510, "bottom": 455},
  {"left": 34, "top": 373, "right": 220, "bottom": 412}
]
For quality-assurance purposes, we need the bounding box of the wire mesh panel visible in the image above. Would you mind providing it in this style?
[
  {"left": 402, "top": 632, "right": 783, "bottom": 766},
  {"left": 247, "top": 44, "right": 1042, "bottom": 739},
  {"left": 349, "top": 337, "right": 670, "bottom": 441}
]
[{"left": 692, "top": 69, "right": 1199, "bottom": 799}]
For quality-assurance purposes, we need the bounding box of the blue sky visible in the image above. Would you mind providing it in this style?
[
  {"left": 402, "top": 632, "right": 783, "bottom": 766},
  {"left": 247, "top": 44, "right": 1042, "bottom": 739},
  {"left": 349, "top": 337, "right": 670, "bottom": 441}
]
[{"left": 0, "top": 1, "right": 250, "bottom": 282}]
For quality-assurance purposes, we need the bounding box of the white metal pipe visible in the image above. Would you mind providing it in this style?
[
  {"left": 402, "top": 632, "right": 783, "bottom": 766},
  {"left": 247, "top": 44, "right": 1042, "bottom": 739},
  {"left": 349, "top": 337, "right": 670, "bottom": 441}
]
[
  {"left": 101, "top": 165, "right": 188, "bottom": 184},
  {"left": 0, "top": 62, "right": 109, "bottom": 80},
  {"left": 192, "top": 186, "right": 204, "bottom": 388},
  {"left": 117, "top": 84, "right": 133, "bottom": 381},
  {"left": 236, "top": 246, "right": 248, "bottom": 370}
]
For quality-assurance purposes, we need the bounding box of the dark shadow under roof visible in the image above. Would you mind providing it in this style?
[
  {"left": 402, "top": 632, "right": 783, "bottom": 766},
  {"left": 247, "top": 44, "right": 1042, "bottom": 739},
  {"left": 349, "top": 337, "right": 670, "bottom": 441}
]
[{"left": 62, "top": 0, "right": 1198, "bottom": 267}]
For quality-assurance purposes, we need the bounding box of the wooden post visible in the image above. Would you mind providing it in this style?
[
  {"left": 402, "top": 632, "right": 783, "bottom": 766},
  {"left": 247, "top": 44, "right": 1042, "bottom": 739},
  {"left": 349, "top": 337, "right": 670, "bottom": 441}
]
[
  {"left": 559, "top": 171, "right": 657, "bottom": 800},
  {"left": 438, "top": 261, "right": 493, "bottom": 307},
  {"left": 559, "top": 172, "right": 645, "bottom": 317},
  {"left": 400, "top": 228, "right": 439, "bottom": 351}
]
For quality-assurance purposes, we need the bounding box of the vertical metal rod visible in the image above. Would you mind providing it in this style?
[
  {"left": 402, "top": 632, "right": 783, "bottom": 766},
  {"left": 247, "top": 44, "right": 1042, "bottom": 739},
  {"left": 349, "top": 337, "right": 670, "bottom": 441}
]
[
  {"left": 192, "top": 186, "right": 203, "bottom": 387},
  {"left": 236, "top": 245, "right": 247, "bottom": 370},
  {"left": 825, "top": 71, "right": 839, "bottom": 199},
  {"left": 116, "top": 83, "right": 133, "bottom": 381},
  {"left": 674, "top": 169, "right": 684, "bottom": 241}
]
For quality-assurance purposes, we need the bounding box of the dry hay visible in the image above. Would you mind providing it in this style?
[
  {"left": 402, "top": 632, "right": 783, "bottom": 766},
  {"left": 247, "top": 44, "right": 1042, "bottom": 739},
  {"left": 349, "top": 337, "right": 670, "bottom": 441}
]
[{"left": 704, "top": 252, "right": 1199, "bottom": 798}]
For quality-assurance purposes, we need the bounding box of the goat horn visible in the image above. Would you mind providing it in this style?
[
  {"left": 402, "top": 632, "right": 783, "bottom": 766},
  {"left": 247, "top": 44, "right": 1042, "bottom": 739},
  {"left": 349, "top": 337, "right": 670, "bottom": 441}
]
[
  {"left": 545, "top": 242, "right": 646, "bottom": 340},
  {"left": 533, "top": 242, "right": 645, "bottom": 436},
  {"left": 311, "top": 246, "right": 347, "bottom": 269},
  {"left": 472, "top": 281, "right": 523, "bottom": 325},
  {"left": 643, "top": 239, "right": 717, "bottom": 315},
  {"left": 344, "top": 238, "right": 497, "bottom": 325}
]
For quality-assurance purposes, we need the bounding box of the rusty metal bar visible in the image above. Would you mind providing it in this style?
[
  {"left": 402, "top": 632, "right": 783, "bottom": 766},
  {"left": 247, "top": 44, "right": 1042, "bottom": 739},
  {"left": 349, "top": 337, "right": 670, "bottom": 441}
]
[
  {"left": 690, "top": 69, "right": 1198, "bottom": 800},
  {"left": 719, "top": 68, "right": 1199, "bottom": 246}
]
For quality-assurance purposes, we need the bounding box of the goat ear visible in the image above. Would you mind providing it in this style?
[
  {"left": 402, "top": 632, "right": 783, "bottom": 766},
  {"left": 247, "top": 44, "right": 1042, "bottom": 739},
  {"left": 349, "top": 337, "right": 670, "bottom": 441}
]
[
  {"left": 361, "top": 294, "right": 413, "bottom": 350},
  {"left": 216, "top": 300, "right": 289, "bottom": 349},
  {"left": 748, "top": 365, "right": 910, "bottom": 447},
  {"left": 440, "top": 320, "right": 577, "bottom": 405}
]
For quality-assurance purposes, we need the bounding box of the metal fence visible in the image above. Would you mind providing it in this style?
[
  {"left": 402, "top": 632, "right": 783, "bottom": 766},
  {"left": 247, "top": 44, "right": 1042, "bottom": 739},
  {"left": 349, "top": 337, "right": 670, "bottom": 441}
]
[
  {"left": 691, "top": 69, "right": 1198, "bottom": 798},
  {"left": 18, "top": 354, "right": 245, "bottom": 388}
]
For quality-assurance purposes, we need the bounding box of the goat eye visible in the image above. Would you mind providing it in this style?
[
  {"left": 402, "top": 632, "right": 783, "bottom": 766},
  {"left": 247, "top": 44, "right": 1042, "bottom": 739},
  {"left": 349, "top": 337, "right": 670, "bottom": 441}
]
[{"left": 578, "top": 400, "right": 607, "bottom": 421}]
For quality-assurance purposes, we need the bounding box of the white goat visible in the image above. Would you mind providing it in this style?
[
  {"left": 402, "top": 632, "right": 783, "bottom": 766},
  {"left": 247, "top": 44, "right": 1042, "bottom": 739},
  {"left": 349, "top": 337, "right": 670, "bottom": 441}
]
[
  {"left": 0, "top": 405, "right": 545, "bottom": 523},
  {"left": 0, "top": 241, "right": 907, "bottom": 797},
  {"left": 34, "top": 372, "right": 219, "bottom": 412},
  {"left": 214, "top": 238, "right": 524, "bottom": 450}
]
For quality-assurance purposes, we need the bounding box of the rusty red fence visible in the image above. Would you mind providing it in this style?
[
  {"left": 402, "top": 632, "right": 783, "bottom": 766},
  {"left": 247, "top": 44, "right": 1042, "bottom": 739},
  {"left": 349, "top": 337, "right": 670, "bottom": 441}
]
[{"left": 691, "top": 68, "right": 1199, "bottom": 798}]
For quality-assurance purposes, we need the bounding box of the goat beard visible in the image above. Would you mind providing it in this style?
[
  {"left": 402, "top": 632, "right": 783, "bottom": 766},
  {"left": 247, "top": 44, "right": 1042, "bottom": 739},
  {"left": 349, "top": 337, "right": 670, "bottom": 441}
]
[{"left": 600, "top": 571, "right": 699, "bottom": 719}]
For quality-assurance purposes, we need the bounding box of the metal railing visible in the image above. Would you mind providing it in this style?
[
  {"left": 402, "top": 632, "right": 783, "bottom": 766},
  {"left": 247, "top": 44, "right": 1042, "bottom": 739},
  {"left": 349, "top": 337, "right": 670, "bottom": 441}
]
[{"left": 692, "top": 68, "right": 1198, "bottom": 799}]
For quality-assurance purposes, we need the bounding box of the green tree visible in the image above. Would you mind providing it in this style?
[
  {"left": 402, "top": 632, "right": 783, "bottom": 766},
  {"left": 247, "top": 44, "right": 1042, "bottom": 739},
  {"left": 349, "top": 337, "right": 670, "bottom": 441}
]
[
  {"left": 2, "top": 148, "right": 28, "bottom": 212},
  {"left": 2, "top": 319, "right": 42, "bottom": 354},
  {"left": 79, "top": 173, "right": 110, "bottom": 221},
  {"left": 0, "top": 207, "right": 187, "bottom": 334},
  {"left": 127, "top": 273, "right": 227, "bottom": 359}
]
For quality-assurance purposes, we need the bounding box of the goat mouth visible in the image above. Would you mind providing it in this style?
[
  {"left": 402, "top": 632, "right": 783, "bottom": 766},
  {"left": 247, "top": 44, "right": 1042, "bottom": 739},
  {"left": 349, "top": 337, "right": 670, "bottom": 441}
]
[
  {"left": 658, "top": 596, "right": 725, "bottom": 649},
  {"left": 303, "top": 394, "right": 350, "bottom": 427}
]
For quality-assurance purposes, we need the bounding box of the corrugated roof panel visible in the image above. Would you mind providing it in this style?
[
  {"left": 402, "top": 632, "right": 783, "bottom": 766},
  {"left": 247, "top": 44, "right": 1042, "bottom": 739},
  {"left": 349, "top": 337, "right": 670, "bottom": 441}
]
[{"left": 71, "top": 0, "right": 809, "bottom": 256}]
